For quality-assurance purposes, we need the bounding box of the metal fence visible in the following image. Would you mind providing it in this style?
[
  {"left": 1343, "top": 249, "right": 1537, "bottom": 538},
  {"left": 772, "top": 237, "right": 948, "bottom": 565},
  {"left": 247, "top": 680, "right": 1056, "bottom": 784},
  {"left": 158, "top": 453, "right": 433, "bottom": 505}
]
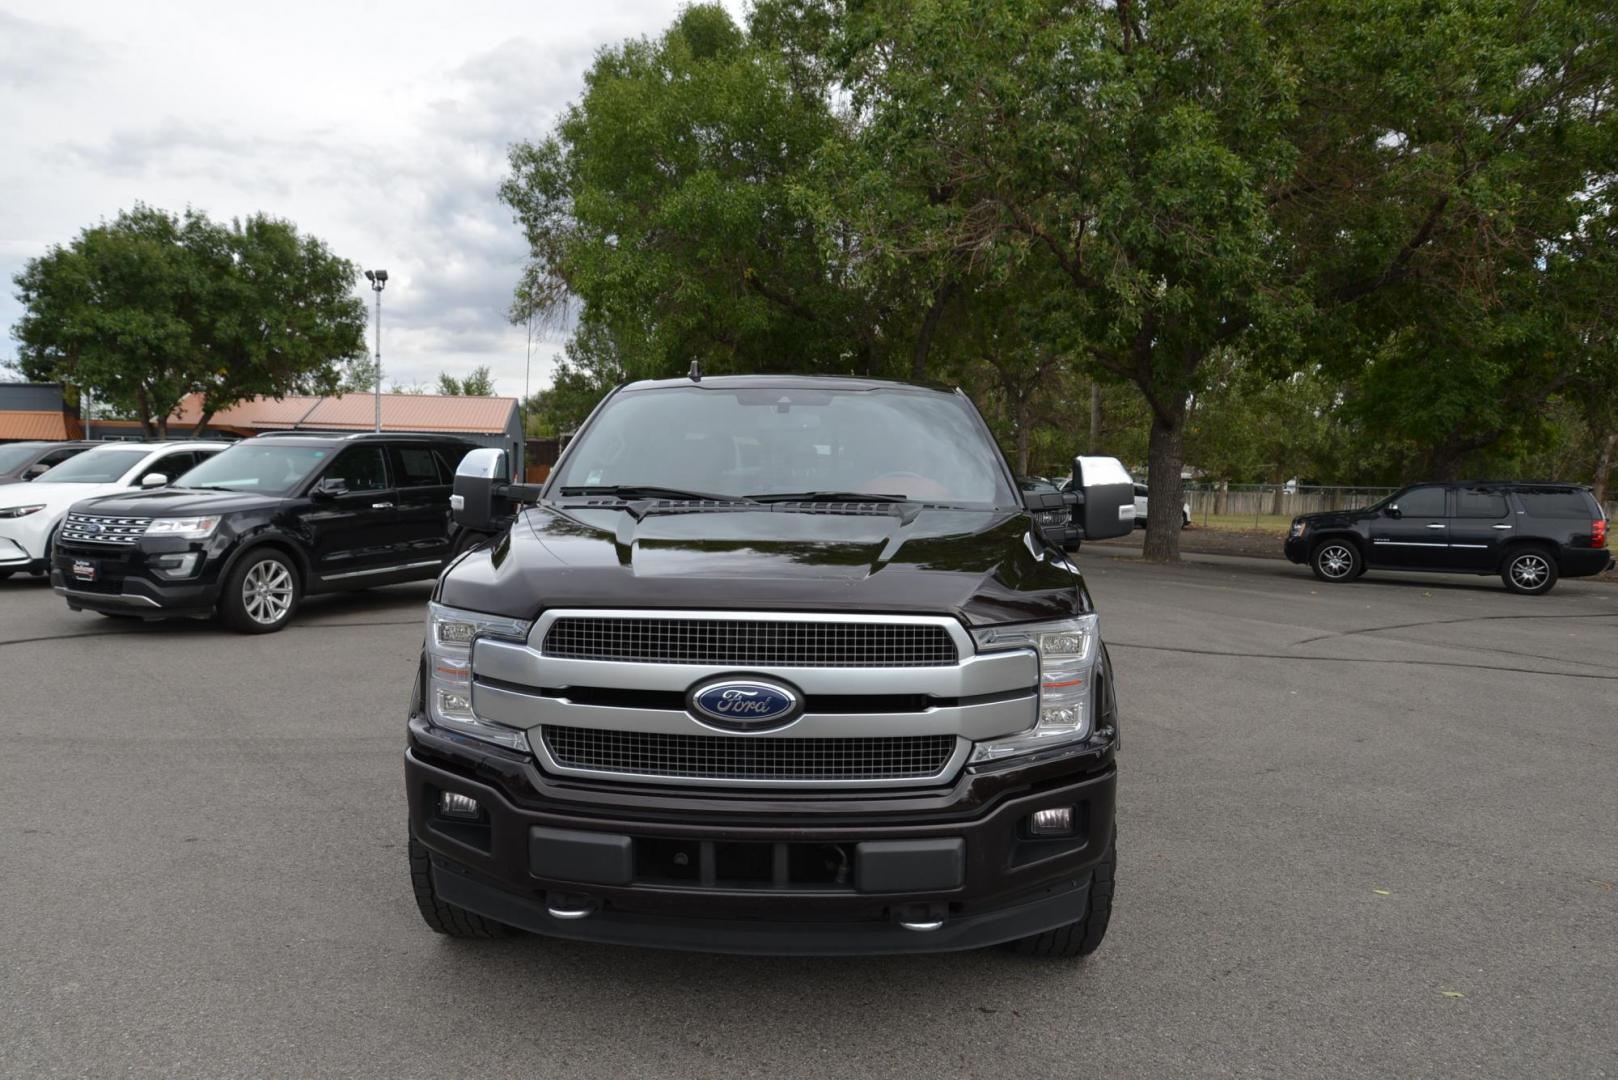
[{"left": 1184, "top": 483, "right": 1616, "bottom": 528}]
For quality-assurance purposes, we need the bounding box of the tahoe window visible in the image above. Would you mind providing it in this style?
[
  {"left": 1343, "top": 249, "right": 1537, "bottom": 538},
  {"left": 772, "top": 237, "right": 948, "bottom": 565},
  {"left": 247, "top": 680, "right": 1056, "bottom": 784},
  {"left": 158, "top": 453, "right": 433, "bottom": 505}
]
[
  {"left": 1515, "top": 489, "right": 1596, "bottom": 518},
  {"left": 551, "top": 386, "right": 1015, "bottom": 506},
  {"left": 177, "top": 443, "right": 332, "bottom": 495},
  {"left": 1455, "top": 489, "right": 1509, "bottom": 518},
  {"left": 1395, "top": 486, "right": 1447, "bottom": 518}
]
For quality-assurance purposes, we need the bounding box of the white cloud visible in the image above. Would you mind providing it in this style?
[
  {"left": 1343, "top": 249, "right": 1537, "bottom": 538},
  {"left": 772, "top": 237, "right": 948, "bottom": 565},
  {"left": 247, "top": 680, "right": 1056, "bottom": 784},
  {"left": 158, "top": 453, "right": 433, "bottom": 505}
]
[{"left": 0, "top": 0, "right": 742, "bottom": 397}]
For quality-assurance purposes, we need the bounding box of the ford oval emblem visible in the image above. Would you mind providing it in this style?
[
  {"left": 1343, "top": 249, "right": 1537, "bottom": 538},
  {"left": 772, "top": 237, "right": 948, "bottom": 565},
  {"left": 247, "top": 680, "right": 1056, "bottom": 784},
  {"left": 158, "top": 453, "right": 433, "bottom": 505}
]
[{"left": 687, "top": 677, "right": 803, "bottom": 733}]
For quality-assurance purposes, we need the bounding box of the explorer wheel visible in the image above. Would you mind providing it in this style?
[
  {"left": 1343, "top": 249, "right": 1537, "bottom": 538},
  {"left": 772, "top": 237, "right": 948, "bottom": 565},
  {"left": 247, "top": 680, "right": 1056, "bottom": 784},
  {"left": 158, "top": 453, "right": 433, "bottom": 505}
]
[
  {"left": 1310, "top": 540, "right": 1360, "bottom": 583},
  {"left": 1004, "top": 827, "right": 1115, "bottom": 959},
  {"left": 1502, "top": 548, "right": 1557, "bottom": 596},
  {"left": 220, "top": 551, "right": 300, "bottom": 633},
  {"left": 408, "top": 838, "right": 512, "bottom": 939}
]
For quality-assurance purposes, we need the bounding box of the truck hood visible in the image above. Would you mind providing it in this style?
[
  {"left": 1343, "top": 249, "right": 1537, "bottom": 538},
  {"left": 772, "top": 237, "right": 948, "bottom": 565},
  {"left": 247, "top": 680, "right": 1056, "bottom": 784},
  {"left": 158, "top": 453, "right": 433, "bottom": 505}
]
[
  {"left": 0, "top": 480, "right": 127, "bottom": 512},
  {"left": 73, "top": 487, "right": 285, "bottom": 517},
  {"left": 437, "top": 503, "right": 1089, "bottom": 626}
]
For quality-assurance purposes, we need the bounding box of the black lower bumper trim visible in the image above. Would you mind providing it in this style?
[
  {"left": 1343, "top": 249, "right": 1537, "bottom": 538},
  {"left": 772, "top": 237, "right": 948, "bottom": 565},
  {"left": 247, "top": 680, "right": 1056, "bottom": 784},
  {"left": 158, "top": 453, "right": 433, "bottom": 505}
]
[{"left": 431, "top": 857, "right": 1090, "bottom": 956}]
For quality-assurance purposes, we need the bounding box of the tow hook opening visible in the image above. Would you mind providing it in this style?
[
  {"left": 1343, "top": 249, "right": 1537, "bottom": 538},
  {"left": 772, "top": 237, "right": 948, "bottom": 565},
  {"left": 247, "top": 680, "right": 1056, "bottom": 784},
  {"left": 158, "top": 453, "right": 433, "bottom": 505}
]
[
  {"left": 546, "top": 892, "right": 598, "bottom": 921},
  {"left": 895, "top": 902, "right": 948, "bottom": 932}
]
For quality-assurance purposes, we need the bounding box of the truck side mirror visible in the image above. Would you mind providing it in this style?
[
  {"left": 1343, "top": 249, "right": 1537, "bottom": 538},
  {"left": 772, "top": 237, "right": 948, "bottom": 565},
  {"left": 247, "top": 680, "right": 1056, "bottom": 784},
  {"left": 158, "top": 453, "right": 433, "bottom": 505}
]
[
  {"left": 1071, "top": 456, "right": 1135, "bottom": 541},
  {"left": 1386, "top": 504, "right": 1401, "bottom": 519},
  {"left": 23, "top": 463, "right": 50, "bottom": 480},
  {"left": 139, "top": 472, "right": 169, "bottom": 488},
  {"left": 451, "top": 448, "right": 511, "bottom": 531}
]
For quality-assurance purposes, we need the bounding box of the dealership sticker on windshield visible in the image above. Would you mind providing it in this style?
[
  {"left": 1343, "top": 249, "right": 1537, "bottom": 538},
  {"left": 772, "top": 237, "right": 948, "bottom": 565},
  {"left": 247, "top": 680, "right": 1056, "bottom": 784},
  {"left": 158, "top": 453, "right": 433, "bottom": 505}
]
[{"left": 72, "top": 560, "right": 96, "bottom": 582}]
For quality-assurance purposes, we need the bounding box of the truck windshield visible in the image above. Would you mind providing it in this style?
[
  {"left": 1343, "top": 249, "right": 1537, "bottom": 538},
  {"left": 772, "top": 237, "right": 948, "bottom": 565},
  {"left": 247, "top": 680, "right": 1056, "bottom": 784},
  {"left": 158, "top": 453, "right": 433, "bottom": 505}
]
[
  {"left": 31, "top": 448, "right": 149, "bottom": 483},
  {"left": 174, "top": 442, "right": 332, "bottom": 495},
  {"left": 551, "top": 385, "right": 1016, "bottom": 507}
]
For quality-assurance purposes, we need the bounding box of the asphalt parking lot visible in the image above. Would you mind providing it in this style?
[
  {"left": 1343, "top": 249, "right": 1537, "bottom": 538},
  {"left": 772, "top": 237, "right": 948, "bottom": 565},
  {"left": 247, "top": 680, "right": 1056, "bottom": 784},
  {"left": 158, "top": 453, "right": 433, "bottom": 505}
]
[{"left": 2, "top": 551, "right": 1615, "bottom": 1079}]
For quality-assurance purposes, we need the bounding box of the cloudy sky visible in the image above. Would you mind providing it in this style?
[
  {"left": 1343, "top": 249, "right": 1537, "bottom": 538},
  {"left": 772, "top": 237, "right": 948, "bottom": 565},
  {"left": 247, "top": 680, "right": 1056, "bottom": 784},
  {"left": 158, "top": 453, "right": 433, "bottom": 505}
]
[{"left": 0, "top": 0, "right": 741, "bottom": 399}]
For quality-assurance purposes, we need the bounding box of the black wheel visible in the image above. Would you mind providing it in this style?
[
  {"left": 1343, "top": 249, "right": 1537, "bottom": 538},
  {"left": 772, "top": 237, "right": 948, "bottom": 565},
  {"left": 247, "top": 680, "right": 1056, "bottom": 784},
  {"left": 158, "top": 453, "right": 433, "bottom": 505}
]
[
  {"left": 1005, "top": 828, "right": 1115, "bottom": 958},
  {"left": 219, "top": 550, "right": 300, "bottom": 633},
  {"left": 1501, "top": 547, "right": 1558, "bottom": 595},
  {"left": 1309, "top": 539, "right": 1360, "bottom": 583},
  {"left": 446, "top": 529, "right": 489, "bottom": 563},
  {"left": 408, "top": 837, "right": 512, "bottom": 938}
]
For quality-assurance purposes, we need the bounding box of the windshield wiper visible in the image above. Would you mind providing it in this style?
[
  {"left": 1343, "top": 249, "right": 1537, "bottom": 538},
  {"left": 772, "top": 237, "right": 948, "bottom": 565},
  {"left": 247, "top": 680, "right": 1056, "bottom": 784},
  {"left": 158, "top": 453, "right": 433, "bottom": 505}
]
[
  {"left": 557, "top": 484, "right": 753, "bottom": 503},
  {"left": 744, "top": 490, "right": 910, "bottom": 503}
]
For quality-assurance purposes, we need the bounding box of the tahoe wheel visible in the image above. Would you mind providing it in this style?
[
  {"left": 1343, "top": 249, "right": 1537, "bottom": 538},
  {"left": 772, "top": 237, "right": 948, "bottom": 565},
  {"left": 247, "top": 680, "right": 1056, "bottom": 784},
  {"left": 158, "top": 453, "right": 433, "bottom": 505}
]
[
  {"left": 1502, "top": 548, "right": 1558, "bottom": 596},
  {"left": 1005, "top": 827, "right": 1115, "bottom": 959},
  {"left": 221, "top": 551, "right": 300, "bottom": 633},
  {"left": 408, "top": 838, "right": 512, "bottom": 939},
  {"left": 1310, "top": 540, "right": 1360, "bottom": 583}
]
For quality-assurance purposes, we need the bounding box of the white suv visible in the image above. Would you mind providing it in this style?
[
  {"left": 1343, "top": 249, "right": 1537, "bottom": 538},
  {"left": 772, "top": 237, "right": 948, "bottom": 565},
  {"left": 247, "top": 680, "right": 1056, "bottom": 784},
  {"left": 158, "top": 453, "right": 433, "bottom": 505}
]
[{"left": 0, "top": 441, "right": 225, "bottom": 579}]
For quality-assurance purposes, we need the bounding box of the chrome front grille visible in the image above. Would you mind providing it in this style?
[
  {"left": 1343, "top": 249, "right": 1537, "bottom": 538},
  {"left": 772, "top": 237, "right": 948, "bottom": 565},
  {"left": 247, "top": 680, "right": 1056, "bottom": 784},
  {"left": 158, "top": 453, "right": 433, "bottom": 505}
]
[
  {"left": 60, "top": 513, "right": 152, "bottom": 546},
  {"left": 542, "top": 616, "right": 959, "bottom": 667},
  {"left": 541, "top": 726, "right": 959, "bottom": 783}
]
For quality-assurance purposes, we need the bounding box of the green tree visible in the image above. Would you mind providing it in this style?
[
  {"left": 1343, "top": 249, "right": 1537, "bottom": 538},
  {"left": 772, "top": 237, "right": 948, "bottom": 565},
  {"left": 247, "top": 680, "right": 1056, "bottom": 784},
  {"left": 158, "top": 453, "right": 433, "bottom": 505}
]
[
  {"left": 437, "top": 366, "right": 496, "bottom": 396},
  {"left": 12, "top": 204, "right": 366, "bottom": 436}
]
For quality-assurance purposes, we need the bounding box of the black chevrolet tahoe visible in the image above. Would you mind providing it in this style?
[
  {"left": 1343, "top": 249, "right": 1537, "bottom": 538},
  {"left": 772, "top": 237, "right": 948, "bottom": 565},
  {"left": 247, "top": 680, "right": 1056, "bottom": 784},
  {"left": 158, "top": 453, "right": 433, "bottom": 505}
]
[
  {"left": 1285, "top": 481, "right": 1612, "bottom": 594},
  {"left": 53, "top": 432, "right": 477, "bottom": 632},
  {"left": 405, "top": 375, "right": 1136, "bottom": 956}
]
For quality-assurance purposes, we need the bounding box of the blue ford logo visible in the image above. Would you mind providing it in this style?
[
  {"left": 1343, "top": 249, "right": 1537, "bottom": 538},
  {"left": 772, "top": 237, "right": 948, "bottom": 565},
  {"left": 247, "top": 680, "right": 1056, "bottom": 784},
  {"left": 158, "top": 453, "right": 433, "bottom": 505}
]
[
  {"left": 82, "top": 521, "right": 103, "bottom": 534},
  {"left": 688, "top": 677, "right": 802, "bottom": 732}
]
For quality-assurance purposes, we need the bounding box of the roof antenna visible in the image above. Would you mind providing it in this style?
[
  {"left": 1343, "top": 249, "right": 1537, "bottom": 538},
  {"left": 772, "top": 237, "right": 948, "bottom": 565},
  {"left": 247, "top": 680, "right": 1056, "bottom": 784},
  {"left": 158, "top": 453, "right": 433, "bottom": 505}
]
[{"left": 688, "top": 359, "right": 702, "bottom": 383}]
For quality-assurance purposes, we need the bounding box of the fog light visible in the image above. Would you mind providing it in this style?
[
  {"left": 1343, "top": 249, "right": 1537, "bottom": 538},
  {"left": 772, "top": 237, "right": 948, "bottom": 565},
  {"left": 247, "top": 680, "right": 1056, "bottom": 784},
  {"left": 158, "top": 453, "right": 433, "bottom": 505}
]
[
  {"left": 1028, "top": 807, "right": 1074, "bottom": 837},
  {"left": 438, "top": 791, "right": 481, "bottom": 819}
]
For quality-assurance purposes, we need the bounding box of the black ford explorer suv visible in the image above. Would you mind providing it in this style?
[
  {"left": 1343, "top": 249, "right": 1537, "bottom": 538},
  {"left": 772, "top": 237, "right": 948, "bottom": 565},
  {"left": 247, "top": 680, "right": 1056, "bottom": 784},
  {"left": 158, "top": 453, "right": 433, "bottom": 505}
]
[
  {"left": 405, "top": 375, "right": 1136, "bottom": 957},
  {"left": 53, "top": 432, "right": 477, "bottom": 632},
  {"left": 1285, "top": 481, "right": 1612, "bottom": 595}
]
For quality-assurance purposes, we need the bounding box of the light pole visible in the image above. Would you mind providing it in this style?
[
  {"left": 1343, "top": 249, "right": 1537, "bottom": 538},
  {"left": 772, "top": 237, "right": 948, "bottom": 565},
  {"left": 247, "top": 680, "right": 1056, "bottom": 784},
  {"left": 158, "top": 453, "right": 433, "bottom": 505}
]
[{"left": 363, "top": 269, "right": 388, "bottom": 431}]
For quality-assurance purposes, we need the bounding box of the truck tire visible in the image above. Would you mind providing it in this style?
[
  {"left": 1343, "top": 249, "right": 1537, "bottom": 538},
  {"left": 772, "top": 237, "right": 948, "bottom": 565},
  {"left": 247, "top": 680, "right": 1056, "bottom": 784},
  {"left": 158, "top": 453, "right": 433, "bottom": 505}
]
[
  {"left": 1005, "top": 828, "right": 1115, "bottom": 959},
  {"left": 219, "top": 550, "right": 301, "bottom": 633},
  {"left": 1501, "top": 546, "right": 1558, "bottom": 596},
  {"left": 1309, "top": 539, "right": 1361, "bottom": 583},
  {"left": 408, "top": 837, "right": 512, "bottom": 938}
]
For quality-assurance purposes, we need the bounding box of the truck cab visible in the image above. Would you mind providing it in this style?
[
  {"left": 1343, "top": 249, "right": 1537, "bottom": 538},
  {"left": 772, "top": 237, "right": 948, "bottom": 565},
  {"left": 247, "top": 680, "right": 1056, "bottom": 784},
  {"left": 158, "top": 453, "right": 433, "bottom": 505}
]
[{"left": 404, "top": 375, "right": 1132, "bottom": 956}]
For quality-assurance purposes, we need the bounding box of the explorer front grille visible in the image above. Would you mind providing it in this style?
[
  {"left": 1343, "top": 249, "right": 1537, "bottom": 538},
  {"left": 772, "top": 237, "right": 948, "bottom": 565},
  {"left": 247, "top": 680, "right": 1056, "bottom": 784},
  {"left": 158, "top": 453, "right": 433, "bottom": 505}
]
[
  {"left": 541, "top": 726, "right": 958, "bottom": 783},
  {"left": 542, "top": 616, "right": 958, "bottom": 667},
  {"left": 59, "top": 513, "right": 152, "bottom": 546}
]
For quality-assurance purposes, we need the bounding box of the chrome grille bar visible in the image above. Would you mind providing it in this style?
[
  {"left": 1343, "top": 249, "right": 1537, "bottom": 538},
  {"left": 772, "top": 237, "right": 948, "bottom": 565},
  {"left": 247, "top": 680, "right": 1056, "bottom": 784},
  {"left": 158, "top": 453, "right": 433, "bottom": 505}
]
[{"left": 60, "top": 513, "right": 153, "bottom": 546}]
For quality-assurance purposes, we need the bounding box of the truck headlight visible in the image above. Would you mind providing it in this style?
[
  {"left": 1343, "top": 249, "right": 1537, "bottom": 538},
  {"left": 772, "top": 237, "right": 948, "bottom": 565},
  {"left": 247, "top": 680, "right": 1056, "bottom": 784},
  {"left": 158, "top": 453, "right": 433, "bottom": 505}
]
[
  {"left": 0, "top": 504, "right": 45, "bottom": 519},
  {"left": 424, "top": 602, "right": 533, "bottom": 751},
  {"left": 969, "top": 614, "right": 1099, "bottom": 764},
  {"left": 146, "top": 516, "right": 220, "bottom": 538}
]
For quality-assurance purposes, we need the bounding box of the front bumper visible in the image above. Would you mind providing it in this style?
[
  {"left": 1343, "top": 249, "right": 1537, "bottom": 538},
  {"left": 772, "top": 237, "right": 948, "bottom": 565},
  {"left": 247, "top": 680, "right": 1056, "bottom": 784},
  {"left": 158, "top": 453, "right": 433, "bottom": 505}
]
[
  {"left": 406, "top": 715, "right": 1116, "bottom": 955},
  {"left": 50, "top": 537, "right": 227, "bottom": 616},
  {"left": 1283, "top": 535, "right": 1309, "bottom": 564}
]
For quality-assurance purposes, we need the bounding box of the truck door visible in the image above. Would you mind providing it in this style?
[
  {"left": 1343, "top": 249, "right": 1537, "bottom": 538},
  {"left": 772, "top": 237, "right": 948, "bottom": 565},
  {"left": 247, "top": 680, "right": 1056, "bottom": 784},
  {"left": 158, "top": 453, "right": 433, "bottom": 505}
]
[
  {"left": 1446, "top": 486, "right": 1513, "bottom": 570},
  {"left": 1368, "top": 484, "right": 1450, "bottom": 568}
]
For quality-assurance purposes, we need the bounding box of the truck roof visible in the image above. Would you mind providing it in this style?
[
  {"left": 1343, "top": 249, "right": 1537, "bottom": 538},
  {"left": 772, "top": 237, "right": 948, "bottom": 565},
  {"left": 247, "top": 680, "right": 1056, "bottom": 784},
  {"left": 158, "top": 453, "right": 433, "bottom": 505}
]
[{"left": 620, "top": 373, "right": 956, "bottom": 394}]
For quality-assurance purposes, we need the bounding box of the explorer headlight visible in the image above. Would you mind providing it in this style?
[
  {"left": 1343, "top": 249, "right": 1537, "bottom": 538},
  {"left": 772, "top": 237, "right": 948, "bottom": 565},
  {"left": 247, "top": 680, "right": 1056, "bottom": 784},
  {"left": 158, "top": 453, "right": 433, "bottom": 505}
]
[
  {"left": 969, "top": 613, "right": 1100, "bottom": 764},
  {"left": 424, "top": 602, "right": 533, "bottom": 751},
  {"left": 146, "top": 516, "right": 220, "bottom": 538},
  {"left": 0, "top": 504, "right": 45, "bottom": 519}
]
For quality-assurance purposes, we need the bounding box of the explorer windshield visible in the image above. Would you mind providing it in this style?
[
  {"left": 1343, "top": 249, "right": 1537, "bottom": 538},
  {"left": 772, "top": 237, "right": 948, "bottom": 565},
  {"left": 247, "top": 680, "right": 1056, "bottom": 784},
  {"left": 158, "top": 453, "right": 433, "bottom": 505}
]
[
  {"left": 175, "top": 442, "right": 332, "bottom": 495},
  {"left": 550, "top": 385, "right": 1016, "bottom": 507}
]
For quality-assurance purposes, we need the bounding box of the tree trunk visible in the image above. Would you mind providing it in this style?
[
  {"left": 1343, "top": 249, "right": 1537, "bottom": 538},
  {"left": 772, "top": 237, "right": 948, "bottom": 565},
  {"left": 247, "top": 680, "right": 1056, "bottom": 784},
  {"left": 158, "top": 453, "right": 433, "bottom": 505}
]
[
  {"left": 910, "top": 282, "right": 954, "bottom": 382},
  {"left": 1593, "top": 431, "right": 1617, "bottom": 506},
  {"left": 1088, "top": 381, "right": 1102, "bottom": 455},
  {"left": 192, "top": 408, "right": 216, "bottom": 437},
  {"left": 1142, "top": 404, "right": 1188, "bottom": 562},
  {"left": 135, "top": 386, "right": 156, "bottom": 439},
  {"left": 1014, "top": 396, "right": 1032, "bottom": 476}
]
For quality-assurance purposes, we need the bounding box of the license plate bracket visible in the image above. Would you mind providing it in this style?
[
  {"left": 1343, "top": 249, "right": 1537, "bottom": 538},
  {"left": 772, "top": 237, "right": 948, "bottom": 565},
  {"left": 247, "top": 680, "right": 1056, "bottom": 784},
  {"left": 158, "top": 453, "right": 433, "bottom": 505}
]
[{"left": 72, "top": 559, "right": 97, "bottom": 582}]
